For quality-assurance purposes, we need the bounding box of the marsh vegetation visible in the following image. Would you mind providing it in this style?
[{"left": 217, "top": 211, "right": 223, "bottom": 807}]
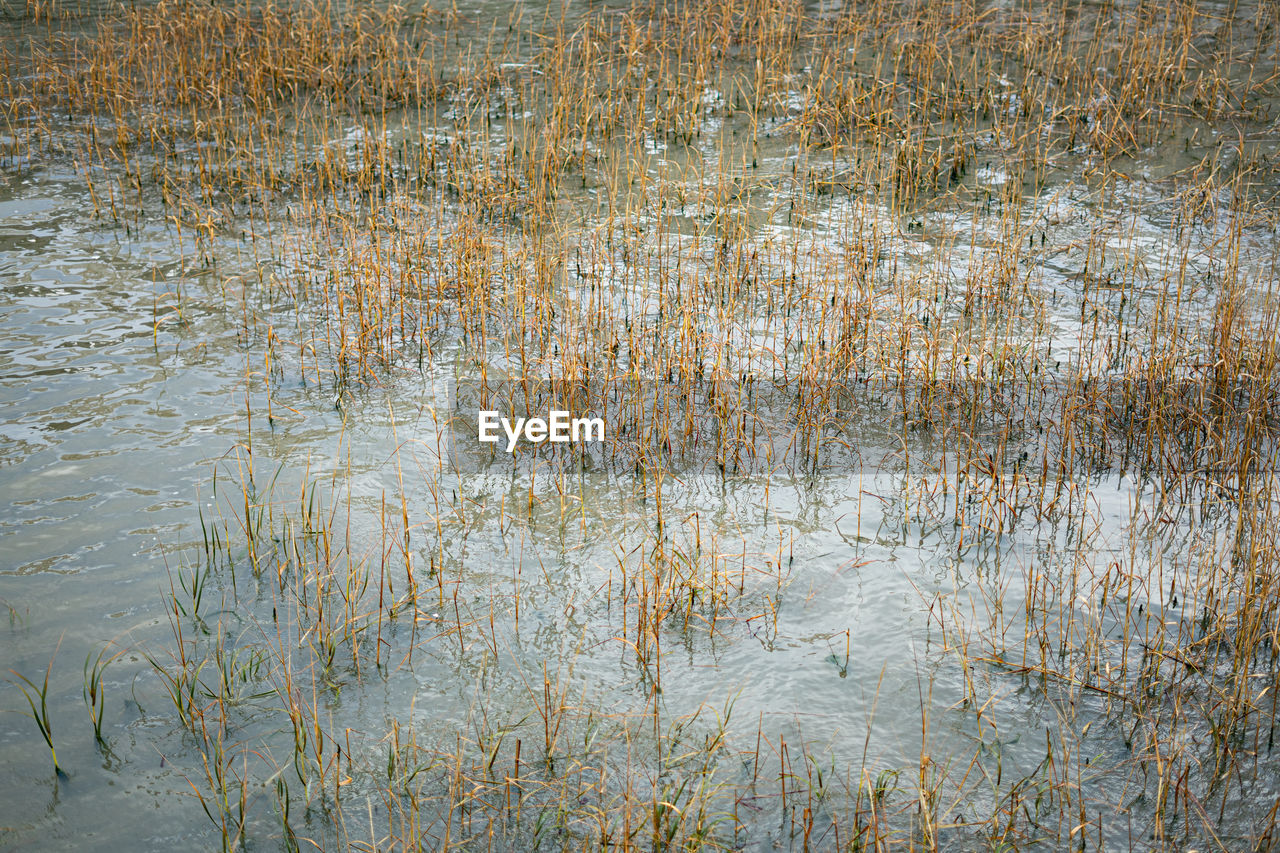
[{"left": 3, "top": 0, "right": 1280, "bottom": 849}]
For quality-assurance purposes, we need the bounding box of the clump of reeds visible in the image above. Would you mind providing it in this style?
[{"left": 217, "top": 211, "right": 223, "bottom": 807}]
[{"left": 9, "top": 639, "right": 66, "bottom": 778}]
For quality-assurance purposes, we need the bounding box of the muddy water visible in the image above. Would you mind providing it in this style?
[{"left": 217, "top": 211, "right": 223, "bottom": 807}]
[
  {"left": 0, "top": 170, "right": 1224, "bottom": 848},
  {"left": 3, "top": 4, "right": 1280, "bottom": 853},
  {"left": 0, "top": 163, "right": 278, "bottom": 844}
]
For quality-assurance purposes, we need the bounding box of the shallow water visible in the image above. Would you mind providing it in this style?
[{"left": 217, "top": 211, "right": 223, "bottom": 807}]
[{"left": 3, "top": 1, "right": 1280, "bottom": 850}]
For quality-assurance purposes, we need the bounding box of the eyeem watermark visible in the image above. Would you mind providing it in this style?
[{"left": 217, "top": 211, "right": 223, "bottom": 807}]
[{"left": 478, "top": 410, "right": 605, "bottom": 452}]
